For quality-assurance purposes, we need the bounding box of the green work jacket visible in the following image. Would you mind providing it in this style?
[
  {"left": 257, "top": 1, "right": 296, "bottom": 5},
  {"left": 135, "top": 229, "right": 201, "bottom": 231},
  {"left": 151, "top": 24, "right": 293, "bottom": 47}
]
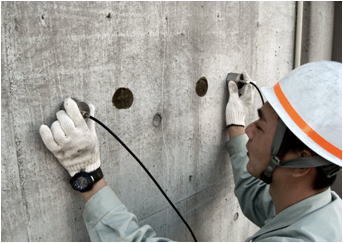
[
  {"left": 225, "top": 134, "right": 342, "bottom": 242},
  {"left": 82, "top": 134, "right": 341, "bottom": 241}
]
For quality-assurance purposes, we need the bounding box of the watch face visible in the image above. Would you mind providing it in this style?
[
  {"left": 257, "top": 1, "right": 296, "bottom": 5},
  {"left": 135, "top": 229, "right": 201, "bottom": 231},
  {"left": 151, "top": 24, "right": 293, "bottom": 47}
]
[
  {"left": 75, "top": 177, "right": 90, "bottom": 189},
  {"left": 71, "top": 172, "right": 92, "bottom": 192}
]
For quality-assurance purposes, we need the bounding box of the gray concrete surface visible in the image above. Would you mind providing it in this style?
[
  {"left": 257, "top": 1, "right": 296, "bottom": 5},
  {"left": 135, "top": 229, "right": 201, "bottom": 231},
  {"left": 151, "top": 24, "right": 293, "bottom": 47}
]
[
  {"left": 332, "top": 1, "right": 342, "bottom": 62},
  {"left": 301, "top": 1, "right": 335, "bottom": 63},
  {"left": 1, "top": 1, "right": 307, "bottom": 241}
]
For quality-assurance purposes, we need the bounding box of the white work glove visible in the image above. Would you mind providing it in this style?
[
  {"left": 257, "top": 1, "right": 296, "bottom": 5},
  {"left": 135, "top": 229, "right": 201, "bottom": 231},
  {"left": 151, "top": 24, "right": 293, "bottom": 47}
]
[
  {"left": 225, "top": 71, "right": 255, "bottom": 127},
  {"left": 39, "top": 98, "right": 100, "bottom": 176}
]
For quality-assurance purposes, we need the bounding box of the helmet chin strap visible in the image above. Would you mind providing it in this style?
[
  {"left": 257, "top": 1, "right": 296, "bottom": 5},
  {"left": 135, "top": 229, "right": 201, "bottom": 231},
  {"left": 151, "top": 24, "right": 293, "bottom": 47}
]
[
  {"left": 259, "top": 119, "right": 336, "bottom": 184},
  {"left": 260, "top": 119, "right": 286, "bottom": 184}
]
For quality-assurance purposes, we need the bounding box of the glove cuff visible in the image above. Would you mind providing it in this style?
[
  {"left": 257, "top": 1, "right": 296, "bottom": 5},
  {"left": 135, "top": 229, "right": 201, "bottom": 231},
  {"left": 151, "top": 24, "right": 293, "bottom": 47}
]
[
  {"left": 85, "top": 159, "right": 101, "bottom": 173},
  {"left": 66, "top": 159, "right": 101, "bottom": 177},
  {"left": 226, "top": 110, "right": 246, "bottom": 127}
]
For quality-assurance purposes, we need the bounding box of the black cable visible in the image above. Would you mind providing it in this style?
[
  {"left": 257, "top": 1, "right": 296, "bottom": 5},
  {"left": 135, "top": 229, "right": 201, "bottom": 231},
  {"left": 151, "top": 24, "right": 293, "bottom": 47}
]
[
  {"left": 89, "top": 116, "right": 198, "bottom": 242},
  {"left": 250, "top": 82, "right": 265, "bottom": 104},
  {"left": 83, "top": 78, "right": 262, "bottom": 242}
]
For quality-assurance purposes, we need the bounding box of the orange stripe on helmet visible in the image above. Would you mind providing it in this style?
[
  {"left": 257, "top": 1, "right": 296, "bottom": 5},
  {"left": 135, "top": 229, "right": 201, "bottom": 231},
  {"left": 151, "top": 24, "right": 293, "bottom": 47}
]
[{"left": 274, "top": 82, "right": 342, "bottom": 160}]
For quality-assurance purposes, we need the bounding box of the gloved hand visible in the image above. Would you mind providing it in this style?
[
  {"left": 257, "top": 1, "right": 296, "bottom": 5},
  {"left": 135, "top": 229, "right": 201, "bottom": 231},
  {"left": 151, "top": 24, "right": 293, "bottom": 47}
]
[
  {"left": 39, "top": 98, "right": 100, "bottom": 176},
  {"left": 226, "top": 71, "right": 255, "bottom": 127}
]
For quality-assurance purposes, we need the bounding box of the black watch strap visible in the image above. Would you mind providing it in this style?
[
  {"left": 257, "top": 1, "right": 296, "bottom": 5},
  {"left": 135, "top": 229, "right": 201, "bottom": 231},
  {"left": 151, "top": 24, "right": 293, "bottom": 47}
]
[{"left": 89, "top": 167, "right": 103, "bottom": 183}]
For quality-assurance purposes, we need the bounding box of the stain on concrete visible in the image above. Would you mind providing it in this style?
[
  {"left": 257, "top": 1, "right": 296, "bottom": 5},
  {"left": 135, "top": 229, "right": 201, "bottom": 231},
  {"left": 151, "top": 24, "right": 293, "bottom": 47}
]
[
  {"left": 234, "top": 212, "right": 239, "bottom": 221},
  {"left": 14, "top": 18, "right": 20, "bottom": 31},
  {"left": 39, "top": 14, "right": 47, "bottom": 27},
  {"left": 112, "top": 88, "right": 134, "bottom": 109}
]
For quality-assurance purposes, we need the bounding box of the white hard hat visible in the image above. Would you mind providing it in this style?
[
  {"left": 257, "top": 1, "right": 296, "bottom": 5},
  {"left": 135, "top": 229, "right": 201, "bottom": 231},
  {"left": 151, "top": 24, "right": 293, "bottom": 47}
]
[{"left": 261, "top": 61, "right": 342, "bottom": 167}]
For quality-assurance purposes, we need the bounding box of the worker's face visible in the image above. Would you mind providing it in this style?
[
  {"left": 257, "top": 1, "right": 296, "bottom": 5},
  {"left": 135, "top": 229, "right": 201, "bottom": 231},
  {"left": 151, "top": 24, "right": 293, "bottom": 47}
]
[{"left": 245, "top": 102, "right": 279, "bottom": 178}]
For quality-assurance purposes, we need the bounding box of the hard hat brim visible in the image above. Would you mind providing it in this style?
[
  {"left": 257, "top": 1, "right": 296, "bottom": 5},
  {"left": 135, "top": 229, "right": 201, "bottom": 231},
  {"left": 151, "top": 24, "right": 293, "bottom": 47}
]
[{"left": 260, "top": 86, "right": 342, "bottom": 167}]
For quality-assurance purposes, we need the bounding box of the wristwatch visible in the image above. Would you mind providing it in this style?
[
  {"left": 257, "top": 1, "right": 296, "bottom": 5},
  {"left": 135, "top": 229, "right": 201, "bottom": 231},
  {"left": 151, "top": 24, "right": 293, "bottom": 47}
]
[{"left": 70, "top": 167, "right": 103, "bottom": 192}]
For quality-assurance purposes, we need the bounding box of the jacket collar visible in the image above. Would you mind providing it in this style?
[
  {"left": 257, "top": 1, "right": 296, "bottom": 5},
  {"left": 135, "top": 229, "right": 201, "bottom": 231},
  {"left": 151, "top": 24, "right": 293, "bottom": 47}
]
[{"left": 247, "top": 188, "right": 333, "bottom": 241}]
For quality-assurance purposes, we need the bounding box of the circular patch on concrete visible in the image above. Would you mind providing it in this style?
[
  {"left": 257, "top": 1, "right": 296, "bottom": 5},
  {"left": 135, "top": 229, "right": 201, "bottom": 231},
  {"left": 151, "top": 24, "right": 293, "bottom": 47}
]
[
  {"left": 196, "top": 77, "right": 208, "bottom": 97},
  {"left": 112, "top": 88, "right": 134, "bottom": 109},
  {"left": 152, "top": 113, "right": 162, "bottom": 127}
]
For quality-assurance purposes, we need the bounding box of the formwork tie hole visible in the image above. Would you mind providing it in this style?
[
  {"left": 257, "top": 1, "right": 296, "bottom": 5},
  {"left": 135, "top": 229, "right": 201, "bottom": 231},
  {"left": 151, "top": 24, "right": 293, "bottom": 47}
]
[{"left": 196, "top": 76, "right": 208, "bottom": 97}]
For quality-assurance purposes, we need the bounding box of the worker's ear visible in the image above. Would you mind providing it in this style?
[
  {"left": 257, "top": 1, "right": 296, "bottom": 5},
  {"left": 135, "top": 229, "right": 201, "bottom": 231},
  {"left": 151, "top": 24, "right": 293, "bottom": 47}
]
[
  {"left": 300, "top": 149, "right": 313, "bottom": 158},
  {"left": 291, "top": 167, "right": 314, "bottom": 178},
  {"left": 291, "top": 149, "right": 315, "bottom": 178}
]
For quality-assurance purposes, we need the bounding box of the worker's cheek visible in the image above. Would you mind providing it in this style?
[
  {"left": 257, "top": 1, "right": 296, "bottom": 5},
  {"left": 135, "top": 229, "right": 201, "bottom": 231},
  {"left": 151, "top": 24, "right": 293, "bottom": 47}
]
[
  {"left": 247, "top": 157, "right": 262, "bottom": 177},
  {"left": 246, "top": 149, "right": 271, "bottom": 178}
]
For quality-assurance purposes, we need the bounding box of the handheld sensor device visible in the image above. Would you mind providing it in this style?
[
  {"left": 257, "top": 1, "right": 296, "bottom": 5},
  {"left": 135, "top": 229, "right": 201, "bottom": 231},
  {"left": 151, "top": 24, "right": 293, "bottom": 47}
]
[{"left": 226, "top": 72, "right": 265, "bottom": 104}]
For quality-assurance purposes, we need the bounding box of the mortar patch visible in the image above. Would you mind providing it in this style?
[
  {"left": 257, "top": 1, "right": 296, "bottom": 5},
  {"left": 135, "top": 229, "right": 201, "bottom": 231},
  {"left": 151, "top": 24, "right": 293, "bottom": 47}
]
[{"left": 152, "top": 113, "right": 162, "bottom": 127}]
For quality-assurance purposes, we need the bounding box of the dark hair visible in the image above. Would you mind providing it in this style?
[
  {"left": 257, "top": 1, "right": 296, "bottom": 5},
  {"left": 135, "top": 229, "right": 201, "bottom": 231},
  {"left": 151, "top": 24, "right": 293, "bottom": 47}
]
[{"left": 278, "top": 126, "right": 339, "bottom": 190}]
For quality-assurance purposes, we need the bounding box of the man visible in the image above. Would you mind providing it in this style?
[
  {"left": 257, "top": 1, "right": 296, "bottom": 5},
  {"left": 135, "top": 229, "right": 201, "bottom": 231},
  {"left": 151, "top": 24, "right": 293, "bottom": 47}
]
[{"left": 39, "top": 61, "right": 342, "bottom": 241}]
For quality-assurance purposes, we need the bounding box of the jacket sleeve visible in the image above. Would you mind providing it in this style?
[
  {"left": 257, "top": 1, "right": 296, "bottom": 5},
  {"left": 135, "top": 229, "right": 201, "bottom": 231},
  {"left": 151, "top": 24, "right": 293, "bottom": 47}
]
[
  {"left": 254, "top": 236, "right": 303, "bottom": 242},
  {"left": 225, "top": 134, "right": 275, "bottom": 227},
  {"left": 83, "top": 186, "right": 172, "bottom": 242}
]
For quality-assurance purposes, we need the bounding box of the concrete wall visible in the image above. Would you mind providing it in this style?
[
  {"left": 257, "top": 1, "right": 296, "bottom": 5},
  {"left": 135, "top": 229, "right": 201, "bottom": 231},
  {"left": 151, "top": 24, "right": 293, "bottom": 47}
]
[
  {"left": 301, "top": 1, "right": 335, "bottom": 63},
  {"left": 332, "top": 1, "right": 342, "bottom": 62},
  {"left": 2, "top": 1, "right": 304, "bottom": 241}
]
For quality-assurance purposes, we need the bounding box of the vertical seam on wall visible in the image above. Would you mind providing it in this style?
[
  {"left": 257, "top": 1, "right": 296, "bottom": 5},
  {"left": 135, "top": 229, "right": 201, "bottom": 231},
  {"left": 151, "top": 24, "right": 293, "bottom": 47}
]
[
  {"left": 6, "top": 3, "right": 31, "bottom": 240},
  {"left": 160, "top": 2, "right": 169, "bottom": 169},
  {"left": 159, "top": 2, "right": 171, "bottom": 236},
  {"left": 9, "top": 94, "right": 31, "bottom": 241},
  {"left": 294, "top": 1, "right": 303, "bottom": 68}
]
